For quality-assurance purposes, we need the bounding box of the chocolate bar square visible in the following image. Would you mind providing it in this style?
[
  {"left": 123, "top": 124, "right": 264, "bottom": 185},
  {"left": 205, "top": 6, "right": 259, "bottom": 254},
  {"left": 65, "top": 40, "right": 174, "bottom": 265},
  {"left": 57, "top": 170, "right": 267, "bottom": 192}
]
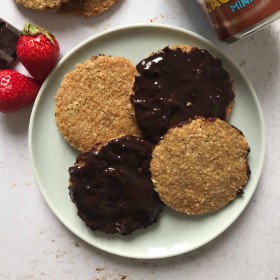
[{"left": 0, "top": 19, "right": 20, "bottom": 69}]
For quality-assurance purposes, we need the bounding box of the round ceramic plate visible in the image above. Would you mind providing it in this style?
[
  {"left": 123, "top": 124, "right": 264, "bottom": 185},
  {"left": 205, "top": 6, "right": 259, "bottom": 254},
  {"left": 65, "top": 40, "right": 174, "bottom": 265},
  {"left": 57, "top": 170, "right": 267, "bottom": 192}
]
[{"left": 29, "top": 24, "right": 265, "bottom": 259}]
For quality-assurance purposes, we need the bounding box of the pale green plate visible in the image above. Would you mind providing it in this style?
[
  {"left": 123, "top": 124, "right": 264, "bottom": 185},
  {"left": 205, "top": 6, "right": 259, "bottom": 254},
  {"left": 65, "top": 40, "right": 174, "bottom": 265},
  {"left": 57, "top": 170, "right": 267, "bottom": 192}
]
[{"left": 29, "top": 24, "right": 265, "bottom": 259}]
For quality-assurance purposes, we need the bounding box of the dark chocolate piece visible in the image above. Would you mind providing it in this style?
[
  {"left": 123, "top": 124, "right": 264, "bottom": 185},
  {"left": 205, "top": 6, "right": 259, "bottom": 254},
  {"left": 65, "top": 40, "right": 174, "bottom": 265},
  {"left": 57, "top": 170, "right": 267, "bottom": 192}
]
[
  {"left": 131, "top": 47, "right": 235, "bottom": 143},
  {"left": 0, "top": 19, "right": 20, "bottom": 70},
  {"left": 69, "top": 136, "right": 164, "bottom": 235}
]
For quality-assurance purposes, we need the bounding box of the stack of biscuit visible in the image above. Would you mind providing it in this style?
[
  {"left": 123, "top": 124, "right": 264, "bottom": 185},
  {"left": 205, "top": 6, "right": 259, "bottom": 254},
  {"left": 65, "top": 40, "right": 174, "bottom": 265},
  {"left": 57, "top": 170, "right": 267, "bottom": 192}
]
[
  {"left": 16, "top": 0, "right": 118, "bottom": 17},
  {"left": 55, "top": 46, "right": 250, "bottom": 235}
]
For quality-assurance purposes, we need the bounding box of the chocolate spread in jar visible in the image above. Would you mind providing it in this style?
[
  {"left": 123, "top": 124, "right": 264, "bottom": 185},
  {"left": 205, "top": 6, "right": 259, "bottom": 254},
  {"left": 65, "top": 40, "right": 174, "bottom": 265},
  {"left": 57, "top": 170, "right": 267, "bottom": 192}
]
[
  {"left": 131, "top": 46, "right": 234, "bottom": 143},
  {"left": 197, "top": 0, "right": 280, "bottom": 42},
  {"left": 69, "top": 135, "right": 164, "bottom": 236}
]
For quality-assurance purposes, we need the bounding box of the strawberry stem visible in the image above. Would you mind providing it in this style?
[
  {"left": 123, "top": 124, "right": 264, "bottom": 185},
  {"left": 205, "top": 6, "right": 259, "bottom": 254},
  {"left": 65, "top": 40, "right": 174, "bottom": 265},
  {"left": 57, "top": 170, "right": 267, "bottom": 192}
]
[{"left": 20, "top": 22, "right": 55, "bottom": 45}]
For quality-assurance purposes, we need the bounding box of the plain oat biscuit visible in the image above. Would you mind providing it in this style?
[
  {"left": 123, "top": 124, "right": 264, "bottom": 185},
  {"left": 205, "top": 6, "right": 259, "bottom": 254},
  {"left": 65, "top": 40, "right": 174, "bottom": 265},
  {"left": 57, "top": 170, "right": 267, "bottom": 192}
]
[
  {"left": 59, "top": 0, "right": 118, "bottom": 17},
  {"left": 150, "top": 118, "right": 250, "bottom": 215},
  {"left": 55, "top": 55, "right": 140, "bottom": 152},
  {"left": 16, "top": 0, "right": 70, "bottom": 11}
]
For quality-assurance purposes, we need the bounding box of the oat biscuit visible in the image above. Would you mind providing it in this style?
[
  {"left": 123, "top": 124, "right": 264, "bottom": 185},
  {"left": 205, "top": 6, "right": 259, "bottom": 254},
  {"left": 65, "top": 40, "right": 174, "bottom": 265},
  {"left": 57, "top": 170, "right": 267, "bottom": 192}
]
[
  {"left": 68, "top": 136, "right": 164, "bottom": 235},
  {"left": 55, "top": 55, "right": 140, "bottom": 152},
  {"left": 151, "top": 118, "right": 250, "bottom": 215},
  {"left": 59, "top": 0, "right": 118, "bottom": 17},
  {"left": 16, "top": 0, "right": 70, "bottom": 11},
  {"left": 131, "top": 46, "right": 235, "bottom": 143}
]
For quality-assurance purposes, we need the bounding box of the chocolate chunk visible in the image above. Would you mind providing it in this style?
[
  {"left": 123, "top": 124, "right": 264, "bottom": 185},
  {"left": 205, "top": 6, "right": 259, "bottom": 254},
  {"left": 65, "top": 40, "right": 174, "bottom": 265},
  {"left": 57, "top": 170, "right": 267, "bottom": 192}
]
[
  {"left": 0, "top": 19, "right": 20, "bottom": 70},
  {"left": 131, "top": 46, "right": 235, "bottom": 143},
  {"left": 69, "top": 136, "right": 164, "bottom": 235}
]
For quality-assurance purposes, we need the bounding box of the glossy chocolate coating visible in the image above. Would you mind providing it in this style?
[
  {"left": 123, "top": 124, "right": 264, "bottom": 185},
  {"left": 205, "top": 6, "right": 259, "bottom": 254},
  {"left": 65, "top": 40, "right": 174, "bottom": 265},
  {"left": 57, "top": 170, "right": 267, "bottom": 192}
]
[
  {"left": 131, "top": 47, "right": 234, "bottom": 143},
  {"left": 69, "top": 136, "right": 164, "bottom": 235},
  {"left": 0, "top": 19, "right": 20, "bottom": 69}
]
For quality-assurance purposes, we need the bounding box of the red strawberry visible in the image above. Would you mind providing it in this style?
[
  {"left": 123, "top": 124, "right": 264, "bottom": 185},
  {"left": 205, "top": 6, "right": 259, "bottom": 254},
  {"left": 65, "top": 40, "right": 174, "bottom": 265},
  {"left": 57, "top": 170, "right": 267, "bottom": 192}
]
[
  {"left": 16, "top": 22, "right": 60, "bottom": 83},
  {"left": 0, "top": 70, "right": 40, "bottom": 113}
]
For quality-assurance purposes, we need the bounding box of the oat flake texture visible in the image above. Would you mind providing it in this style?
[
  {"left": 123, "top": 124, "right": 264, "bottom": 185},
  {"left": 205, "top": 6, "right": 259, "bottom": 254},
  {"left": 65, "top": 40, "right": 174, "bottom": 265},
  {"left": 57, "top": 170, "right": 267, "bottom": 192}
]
[
  {"left": 150, "top": 118, "right": 250, "bottom": 215},
  {"left": 59, "top": 0, "right": 118, "bottom": 17},
  {"left": 55, "top": 55, "right": 140, "bottom": 152},
  {"left": 16, "top": 0, "right": 70, "bottom": 11}
]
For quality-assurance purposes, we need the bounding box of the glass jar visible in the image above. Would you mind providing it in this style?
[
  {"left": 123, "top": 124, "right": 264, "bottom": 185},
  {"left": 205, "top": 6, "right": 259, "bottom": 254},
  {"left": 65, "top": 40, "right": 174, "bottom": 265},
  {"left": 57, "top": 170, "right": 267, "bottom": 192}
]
[{"left": 197, "top": 0, "right": 280, "bottom": 42}]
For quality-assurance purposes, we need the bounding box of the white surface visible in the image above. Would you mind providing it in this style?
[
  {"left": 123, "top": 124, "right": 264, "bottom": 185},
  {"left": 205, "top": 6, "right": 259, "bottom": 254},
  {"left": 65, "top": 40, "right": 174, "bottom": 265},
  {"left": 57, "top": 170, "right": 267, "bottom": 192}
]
[
  {"left": 29, "top": 24, "right": 265, "bottom": 259},
  {"left": 0, "top": 0, "right": 279, "bottom": 279}
]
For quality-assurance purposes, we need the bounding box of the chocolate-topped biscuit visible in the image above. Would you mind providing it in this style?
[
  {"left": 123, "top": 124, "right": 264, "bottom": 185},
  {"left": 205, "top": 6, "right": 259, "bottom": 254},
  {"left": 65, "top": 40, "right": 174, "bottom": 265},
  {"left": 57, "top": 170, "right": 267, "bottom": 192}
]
[
  {"left": 69, "top": 136, "right": 164, "bottom": 235},
  {"left": 151, "top": 118, "right": 250, "bottom": 215},
  {"left": 131, "top": 46, "right": 235, "bottom": 143}
]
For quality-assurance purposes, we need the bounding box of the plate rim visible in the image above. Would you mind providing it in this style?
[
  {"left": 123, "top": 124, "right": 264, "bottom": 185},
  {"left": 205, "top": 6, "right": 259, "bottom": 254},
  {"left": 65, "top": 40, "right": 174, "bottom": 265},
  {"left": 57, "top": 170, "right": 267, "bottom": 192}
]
[{"left": 28, "top": 23, "right": 266, "bottom": 259}]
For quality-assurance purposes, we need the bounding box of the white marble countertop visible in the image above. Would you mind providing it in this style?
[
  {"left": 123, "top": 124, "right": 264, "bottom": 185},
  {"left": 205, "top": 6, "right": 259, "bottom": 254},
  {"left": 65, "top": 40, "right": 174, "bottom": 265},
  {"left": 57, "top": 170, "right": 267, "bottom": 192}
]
[{"left": 1, "top": 1, "right": 280, "bottom": 279}]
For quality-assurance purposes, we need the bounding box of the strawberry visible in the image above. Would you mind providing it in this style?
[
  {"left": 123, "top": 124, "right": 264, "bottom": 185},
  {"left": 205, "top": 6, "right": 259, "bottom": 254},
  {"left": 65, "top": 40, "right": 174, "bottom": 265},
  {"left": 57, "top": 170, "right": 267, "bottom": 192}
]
[
  {"left": 0, "top": 70, "right": 40, "bottom": 113},
  {"left": 16, "top": 22, "right": 60, "bottom": 83}
]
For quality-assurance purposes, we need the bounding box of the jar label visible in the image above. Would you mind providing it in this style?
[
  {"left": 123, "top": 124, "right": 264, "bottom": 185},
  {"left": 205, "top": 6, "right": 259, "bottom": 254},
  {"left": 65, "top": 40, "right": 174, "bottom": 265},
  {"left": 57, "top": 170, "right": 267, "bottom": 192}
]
[{"left": 200, "top": 0, "right": 280, "bottom": 41}]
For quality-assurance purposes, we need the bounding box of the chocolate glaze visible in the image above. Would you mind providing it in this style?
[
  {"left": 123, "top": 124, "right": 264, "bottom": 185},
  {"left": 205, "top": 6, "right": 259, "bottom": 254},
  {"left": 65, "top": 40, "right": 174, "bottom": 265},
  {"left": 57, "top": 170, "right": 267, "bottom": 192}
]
[
  {"left": 131, "top": 47, "right": 234, "bottom": 143},
  {"left": 69, "top": 136, "right": 164, "bottom": 235}
]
